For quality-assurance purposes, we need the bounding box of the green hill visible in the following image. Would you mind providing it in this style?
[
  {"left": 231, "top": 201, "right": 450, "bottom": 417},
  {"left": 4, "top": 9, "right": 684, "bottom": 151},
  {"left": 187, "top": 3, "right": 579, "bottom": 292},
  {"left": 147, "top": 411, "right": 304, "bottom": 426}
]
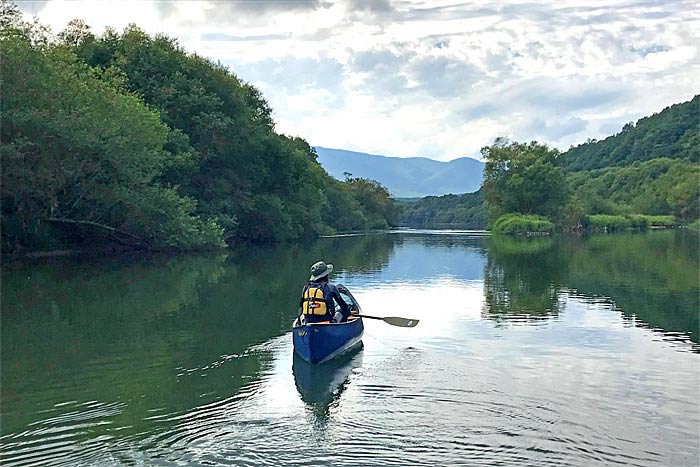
[
  {"left": 563, "top": 95, "right": 699, "bottom": 171},
  {"left": 400, "top": 96, "right": 699, "bottom": 229},
  {"left": 399, "top": 190, "right": 486, "bottom": 229}
]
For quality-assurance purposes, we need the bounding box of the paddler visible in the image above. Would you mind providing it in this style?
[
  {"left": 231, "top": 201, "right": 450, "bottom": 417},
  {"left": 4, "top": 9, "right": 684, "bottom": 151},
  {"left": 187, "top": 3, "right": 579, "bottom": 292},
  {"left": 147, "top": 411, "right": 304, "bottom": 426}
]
[{"left": 299, "top": 261, "right": 352, "bottom": 324}]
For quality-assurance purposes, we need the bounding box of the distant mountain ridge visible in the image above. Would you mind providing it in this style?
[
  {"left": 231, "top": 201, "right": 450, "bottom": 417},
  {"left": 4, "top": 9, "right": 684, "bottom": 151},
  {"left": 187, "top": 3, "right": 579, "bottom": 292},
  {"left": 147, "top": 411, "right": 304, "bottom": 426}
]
[{"left": 314, "top": 147, "right": 484, "bottom": 197}]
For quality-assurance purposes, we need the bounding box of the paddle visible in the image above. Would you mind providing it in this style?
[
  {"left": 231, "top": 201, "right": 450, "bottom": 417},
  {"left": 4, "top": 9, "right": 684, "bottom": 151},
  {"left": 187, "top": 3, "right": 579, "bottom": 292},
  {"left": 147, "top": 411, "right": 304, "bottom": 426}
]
[{"left": 355, "top": 314, "right": 419, "bottom": 327}]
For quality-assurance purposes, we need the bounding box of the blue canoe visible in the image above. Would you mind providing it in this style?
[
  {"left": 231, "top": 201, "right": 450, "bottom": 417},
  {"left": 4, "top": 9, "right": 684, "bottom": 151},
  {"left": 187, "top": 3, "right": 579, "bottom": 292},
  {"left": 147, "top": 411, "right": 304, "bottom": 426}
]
[{"left": 292, "top": 286, "right": 364, "bottom": 364}]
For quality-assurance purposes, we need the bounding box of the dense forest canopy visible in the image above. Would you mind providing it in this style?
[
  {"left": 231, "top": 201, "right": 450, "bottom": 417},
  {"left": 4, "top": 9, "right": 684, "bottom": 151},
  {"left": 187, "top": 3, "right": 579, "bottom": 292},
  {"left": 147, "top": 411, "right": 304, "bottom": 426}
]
[
  {"left": 562, "top": 95, "right": 699, "bottom": 171},
  {"left": 399, "top": 190, "right": 485, "bottom": 228},
  {"left": 0, "top": 7, "right": 397, "bottom": 254}
]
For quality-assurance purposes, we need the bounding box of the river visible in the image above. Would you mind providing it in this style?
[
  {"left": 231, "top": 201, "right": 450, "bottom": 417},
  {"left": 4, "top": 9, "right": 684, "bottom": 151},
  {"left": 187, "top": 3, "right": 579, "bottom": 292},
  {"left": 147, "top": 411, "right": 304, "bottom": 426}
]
[{"left": 1, "top": 229, "right": 698, "bottom": 466}]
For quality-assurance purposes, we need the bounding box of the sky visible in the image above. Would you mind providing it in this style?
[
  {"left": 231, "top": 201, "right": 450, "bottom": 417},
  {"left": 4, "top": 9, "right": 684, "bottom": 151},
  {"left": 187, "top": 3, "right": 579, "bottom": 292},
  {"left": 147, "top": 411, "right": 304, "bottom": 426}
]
[{"left": 17, "top": 0, "right": 700, "bottom": 161}]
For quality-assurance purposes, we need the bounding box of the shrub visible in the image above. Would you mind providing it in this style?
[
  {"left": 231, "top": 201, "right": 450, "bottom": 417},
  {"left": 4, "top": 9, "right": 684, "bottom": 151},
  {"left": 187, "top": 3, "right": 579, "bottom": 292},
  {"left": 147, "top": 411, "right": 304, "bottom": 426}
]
[
  {"left": 587, "top": 214, "right": 632, "bottom": 232},
  {"left": 642, "top": 215, "right": 677, "bottom": 227},
  {"left": 491, "top": 213, "right": 554, "bottom": 235},
  {"left": 626, "top": 214, "right": 650, "bottom": 230}
]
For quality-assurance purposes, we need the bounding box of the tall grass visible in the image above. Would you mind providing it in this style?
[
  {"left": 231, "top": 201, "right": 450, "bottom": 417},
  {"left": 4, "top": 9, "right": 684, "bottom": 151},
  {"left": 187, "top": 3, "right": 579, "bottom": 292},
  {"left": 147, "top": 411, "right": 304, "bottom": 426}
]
[
  {"left": 587, "top": 214, "right": 677, "bottom": 232},
  {"left": 586, "top": 215, "right": 631, "bottom": 232},
  {"left": 491, "top": 214, "right": 554, "bottom": 235}
]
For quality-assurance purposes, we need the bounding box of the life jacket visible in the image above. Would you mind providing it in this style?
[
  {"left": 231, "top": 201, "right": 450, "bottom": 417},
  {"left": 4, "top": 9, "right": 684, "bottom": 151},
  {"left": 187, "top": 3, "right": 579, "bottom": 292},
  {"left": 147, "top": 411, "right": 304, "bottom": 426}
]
[{"left": 301, "top": 282, "right": 331, "bottom": 317}]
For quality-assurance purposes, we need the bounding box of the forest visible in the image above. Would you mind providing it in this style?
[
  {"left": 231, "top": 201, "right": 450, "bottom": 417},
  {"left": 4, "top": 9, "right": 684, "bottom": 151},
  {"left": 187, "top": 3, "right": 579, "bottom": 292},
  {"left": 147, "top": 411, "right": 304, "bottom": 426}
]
[
  {"left": 400, "top": 96, "right": 699, "bottom": 233},
  {"left": 2, "top": 2, "right": 696, "bottom": 251},
  {"left": 0, "top": 8, "right": 398, "bottom": 254}
]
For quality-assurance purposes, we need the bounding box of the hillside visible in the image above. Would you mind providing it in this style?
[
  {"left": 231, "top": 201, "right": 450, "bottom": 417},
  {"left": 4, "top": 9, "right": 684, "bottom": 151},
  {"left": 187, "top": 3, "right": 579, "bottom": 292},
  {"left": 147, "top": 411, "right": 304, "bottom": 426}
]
[
  {"left": 400, "top": 190, "right": 486, "bottom": 228},
  {"left": 399, "top": 96, "right": 699, "bottom": 229},
  {"left": 1, "top": 21, "right": 398, "bottom": 253},
  {"left": 562, "top": 95, "right": 699, "bottom": 171},
  {"left": 315, "top": 147, "right": 484, "bottom": 197}
]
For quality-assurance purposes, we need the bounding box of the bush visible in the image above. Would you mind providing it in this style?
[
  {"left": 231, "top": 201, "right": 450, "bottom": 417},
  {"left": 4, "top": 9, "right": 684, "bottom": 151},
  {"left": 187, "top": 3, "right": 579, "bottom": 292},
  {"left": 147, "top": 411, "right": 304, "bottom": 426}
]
[
  {"left": 491, "top": 213, "right": 554, "bottom": 235},
  {"left": 624, "top": 214, "right": 677, "bottom": 230},
  {"left": 586, "top": 214, "right": 632, "bottom": 232},
  {"left": 642, "top": 215, "right": 677, "bottom": 227},
  {"left": 626, "top": 214, "right": 650, "bottom": 230}
]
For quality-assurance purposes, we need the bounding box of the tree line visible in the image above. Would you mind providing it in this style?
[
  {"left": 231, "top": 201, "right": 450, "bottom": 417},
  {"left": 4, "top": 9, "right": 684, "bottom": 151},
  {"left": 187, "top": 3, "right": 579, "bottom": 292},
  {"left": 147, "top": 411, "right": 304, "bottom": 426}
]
[
  {"left": 400, "top": 95, "right": 699, "bottom": 233},
  {"left": 0, "top": 6, "right": 398, "bottom": 254}
]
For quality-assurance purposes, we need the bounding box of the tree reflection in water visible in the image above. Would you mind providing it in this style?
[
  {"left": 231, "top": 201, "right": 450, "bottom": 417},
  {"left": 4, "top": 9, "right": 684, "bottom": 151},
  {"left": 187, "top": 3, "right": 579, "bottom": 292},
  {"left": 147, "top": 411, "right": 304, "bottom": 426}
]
[{"left": 482, "top": 236, "right": 566, "bottom": 324}]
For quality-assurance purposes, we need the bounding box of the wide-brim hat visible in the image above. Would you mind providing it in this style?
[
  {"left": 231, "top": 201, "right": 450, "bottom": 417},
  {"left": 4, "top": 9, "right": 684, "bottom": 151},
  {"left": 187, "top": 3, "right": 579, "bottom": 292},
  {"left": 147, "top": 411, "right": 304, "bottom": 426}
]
[{"left": 309, "top": 261, "right": 333, "bottom": 281}]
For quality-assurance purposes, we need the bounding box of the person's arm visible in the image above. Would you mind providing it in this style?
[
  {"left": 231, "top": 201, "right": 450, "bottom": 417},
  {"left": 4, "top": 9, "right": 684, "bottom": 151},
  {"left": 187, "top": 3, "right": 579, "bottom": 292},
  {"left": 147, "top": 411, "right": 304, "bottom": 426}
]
[
  {"left": 298, "top": 284, "right": 307, "bottom": 316},
  {"left": 328, "top": 284, "right": 351, "bottom": 318}
]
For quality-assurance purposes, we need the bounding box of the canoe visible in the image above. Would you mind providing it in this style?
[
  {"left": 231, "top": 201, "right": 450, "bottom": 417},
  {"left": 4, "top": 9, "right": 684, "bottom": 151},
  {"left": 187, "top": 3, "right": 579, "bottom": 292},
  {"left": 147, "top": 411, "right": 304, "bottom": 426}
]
[
  {"left": 292, "top": 315, "right": 364, "bottom": 364},
  {"left": 292, "top": 285, "right": 364, "bottom": 364}
]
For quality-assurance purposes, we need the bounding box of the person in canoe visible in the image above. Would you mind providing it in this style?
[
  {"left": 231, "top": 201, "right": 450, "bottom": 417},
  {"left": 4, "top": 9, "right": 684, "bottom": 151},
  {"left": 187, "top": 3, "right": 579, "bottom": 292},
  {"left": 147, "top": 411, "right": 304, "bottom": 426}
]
[{"left": 299, "top": 261, "right": 352, "bottom": 324}]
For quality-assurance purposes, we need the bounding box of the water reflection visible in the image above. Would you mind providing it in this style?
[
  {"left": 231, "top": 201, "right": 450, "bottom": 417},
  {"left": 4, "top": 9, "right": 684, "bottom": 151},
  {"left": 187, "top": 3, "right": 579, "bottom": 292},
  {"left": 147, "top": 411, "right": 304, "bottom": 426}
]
[
  {"left": 479, "top": 231, "right": 699, "bottom": 345},
  {"left": 0, "top": 229, "right": 698, "bottom": 466},
  {"left": 293, "top": 346, "right": 364, "bottom": 427},
  {"left": 563, "top": 231, "right": 699, "bottom": 344},
  {"left": 0, "top": 233, "right": 400, "bottom": 454},
  {"left": 482, "top": 236, "right": 565, "bottom": 324}
]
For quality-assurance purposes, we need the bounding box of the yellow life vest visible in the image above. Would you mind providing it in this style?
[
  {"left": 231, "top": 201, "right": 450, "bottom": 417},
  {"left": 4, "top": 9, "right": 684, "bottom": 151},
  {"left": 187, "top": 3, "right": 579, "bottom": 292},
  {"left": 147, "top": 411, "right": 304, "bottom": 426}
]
[{"left": 302, "top": 285, "right": 328, "bottom": 316}]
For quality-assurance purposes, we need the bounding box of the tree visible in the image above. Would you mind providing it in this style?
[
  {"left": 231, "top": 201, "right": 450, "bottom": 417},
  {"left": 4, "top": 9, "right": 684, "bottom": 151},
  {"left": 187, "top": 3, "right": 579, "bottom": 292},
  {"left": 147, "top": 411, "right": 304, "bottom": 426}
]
[
  {"left": 0, "top": 30, "right": 223, "bottom": 251},
  {"left": 481, "top": 138, "right": 569, "bottom": 220},
  {"left": 57, "top": 19, "right": 94, "bottom": 47}
]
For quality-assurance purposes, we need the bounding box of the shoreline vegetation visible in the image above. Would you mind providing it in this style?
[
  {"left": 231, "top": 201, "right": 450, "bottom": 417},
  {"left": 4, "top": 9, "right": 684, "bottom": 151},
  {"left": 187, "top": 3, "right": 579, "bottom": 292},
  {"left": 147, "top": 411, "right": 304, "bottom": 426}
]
[
  {"left": 2, "top": 4, "right": 697, "bottom": 256},
  {"left": 1, "top": 9, "right": 398, "bottom": 257},
  {"left": 400, "top": 96, "right": 699, "bottom": 236}
]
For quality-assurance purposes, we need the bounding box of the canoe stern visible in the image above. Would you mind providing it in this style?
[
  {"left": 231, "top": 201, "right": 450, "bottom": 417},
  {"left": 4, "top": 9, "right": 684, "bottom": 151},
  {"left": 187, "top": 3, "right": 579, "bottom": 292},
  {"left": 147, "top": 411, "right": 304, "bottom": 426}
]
[{"left": 293, "top": 317, "right": 364, "bottom": 364}]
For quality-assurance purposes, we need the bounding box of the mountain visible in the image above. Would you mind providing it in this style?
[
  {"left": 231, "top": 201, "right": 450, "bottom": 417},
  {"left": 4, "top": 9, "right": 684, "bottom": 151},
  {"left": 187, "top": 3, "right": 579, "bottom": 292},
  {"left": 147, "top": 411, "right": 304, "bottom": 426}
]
[
  {"left": 314, "top": 147, "right": 484, "bottom": 197},
  {"left": 562, "top": 95, "right": 699, "bottom": 171}
]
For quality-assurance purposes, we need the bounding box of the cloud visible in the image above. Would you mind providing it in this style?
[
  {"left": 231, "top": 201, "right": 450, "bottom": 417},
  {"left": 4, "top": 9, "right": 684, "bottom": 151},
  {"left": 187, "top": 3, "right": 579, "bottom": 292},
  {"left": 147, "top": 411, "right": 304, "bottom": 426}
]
[
  {"left": 228, "top": 55, "right": 347, "bottom": 109},
  {"left": 155, "top": 0, "right": 328, "bottom": 21},
  {"left": 16, "top": 0, "right": 50, "bottom": 15},
  {"left": 26, "top": 0, "right": 700, "bottom": 160},
  {"left": 521, "top": 116, "right": 588, "bottom": 141},
  {"left": 201, "top": 33, "right": 291, "bottom": 42}
]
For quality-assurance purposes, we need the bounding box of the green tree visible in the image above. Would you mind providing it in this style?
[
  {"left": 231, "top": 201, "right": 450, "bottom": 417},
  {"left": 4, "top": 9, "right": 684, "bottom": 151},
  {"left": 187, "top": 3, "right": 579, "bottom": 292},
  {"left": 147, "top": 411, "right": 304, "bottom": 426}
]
[
  {"left": 481, "top": 138, "right": 569, "bottom": 220},
  {"left": 344, "top": 177, "right": 398, "bottom": 229},
  {"left": 0, "top": 30, "right": 223, "bottom": 252}
]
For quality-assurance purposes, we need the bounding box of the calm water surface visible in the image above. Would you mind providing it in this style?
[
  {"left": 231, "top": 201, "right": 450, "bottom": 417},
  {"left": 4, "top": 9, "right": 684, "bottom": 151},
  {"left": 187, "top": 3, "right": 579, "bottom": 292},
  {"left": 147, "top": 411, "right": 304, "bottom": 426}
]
[{"left": 1, "top": 230, "right": 699, "bottom": 466}]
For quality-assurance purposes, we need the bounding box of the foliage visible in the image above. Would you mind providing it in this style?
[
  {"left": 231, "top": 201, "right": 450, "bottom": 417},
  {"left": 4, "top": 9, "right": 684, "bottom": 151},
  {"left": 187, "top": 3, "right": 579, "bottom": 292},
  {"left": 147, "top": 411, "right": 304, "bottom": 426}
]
[
  {"left": 68, "top": 24, "right": 396, "bottom": 242},
  {"left": 342, "top": 177, "right": 398, "bottom": 229},
  {"left": 0, "top": 13, "right": 397, "bottom": 253},
  {"left": 563, "top": 95, "right": 699, "bottom": 171},
  {"left": 399, "top": 190, "right": 486, "bottom": 228},
  {"left": 482, "top": 138, "right": 569, "bottom": 220},
  {"left": 491, "top": 214, "right": 554, "bottom": 235},
  {"left": 586, "top": 214, "right": 632, "bottom": 232},
  {"left": 568, "top": 158, "right": 699, "bottom": 220},
  {"left": 0, "top": 30, "right": 224, "bottom": 252},
  {"left": 638, "top": 215, "right": 677, "bottom": 227}
]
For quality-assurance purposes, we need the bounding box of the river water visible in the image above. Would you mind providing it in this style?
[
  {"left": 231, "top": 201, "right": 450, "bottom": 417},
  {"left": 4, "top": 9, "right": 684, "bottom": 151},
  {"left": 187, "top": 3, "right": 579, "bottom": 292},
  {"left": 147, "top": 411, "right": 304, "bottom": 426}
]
[{"left": 1, "top": 230, "right": 698, "bottom": 466}]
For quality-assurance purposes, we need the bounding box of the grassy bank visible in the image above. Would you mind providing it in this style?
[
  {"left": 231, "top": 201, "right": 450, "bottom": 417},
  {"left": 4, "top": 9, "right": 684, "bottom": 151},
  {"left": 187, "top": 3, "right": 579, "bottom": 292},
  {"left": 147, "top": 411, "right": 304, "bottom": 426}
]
[{"left": 491, "top": 214, "right": 554, "bottom": 235}]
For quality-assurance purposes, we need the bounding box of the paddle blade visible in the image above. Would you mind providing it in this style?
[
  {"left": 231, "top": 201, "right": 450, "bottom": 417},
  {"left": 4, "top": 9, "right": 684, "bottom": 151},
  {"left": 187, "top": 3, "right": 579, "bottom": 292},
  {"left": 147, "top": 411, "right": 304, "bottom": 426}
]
[{"left": 383, "top": 316, "right": 419, "bottom": 327}]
